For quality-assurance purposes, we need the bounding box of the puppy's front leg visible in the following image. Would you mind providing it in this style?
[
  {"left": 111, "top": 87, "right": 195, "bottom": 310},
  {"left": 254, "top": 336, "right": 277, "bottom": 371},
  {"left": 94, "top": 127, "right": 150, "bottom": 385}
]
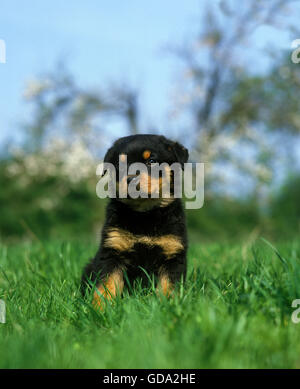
[
  {"left": 157, "top": 271, "right": 174, "bottom": 297},
  {"left": 157, "top": 256, "right": 186, "bottom": 297},
  {"left": 93, "top": 266, "right": 124, "bottom": 311}
]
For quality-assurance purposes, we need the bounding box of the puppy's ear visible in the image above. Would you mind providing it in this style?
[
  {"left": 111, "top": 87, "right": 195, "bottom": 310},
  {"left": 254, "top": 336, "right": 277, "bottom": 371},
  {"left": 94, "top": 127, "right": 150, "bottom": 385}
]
[
  {"left": 164, "top": 138, "right": 189, "bottom": 167},
  {"left": 173, "top": 141, "right": 189, "bottom": 166}
]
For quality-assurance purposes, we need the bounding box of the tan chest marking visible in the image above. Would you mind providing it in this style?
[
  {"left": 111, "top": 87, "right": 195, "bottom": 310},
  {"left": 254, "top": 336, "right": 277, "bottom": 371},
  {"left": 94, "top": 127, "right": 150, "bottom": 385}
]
[
  {"left": 104, "top": 227, "right": 184, "bottom": 259},
  {"left": 104, "top": 228, "right": 135, "bottom": 252}
]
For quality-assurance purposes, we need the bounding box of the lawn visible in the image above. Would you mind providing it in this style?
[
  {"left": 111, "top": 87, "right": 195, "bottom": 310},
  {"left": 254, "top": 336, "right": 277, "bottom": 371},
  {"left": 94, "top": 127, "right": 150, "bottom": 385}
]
[{"left": 0, "top": 236, "right": 300, "bottom": 369}]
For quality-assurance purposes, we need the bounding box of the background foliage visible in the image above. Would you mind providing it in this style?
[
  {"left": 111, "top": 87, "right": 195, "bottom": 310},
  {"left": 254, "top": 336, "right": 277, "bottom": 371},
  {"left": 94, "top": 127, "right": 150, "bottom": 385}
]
[
  {"left": 0, "top": 0, "right": 299, "bottom": 241},
  {"left": 0, "top": 0, "right": 300, "bottom": 370}
]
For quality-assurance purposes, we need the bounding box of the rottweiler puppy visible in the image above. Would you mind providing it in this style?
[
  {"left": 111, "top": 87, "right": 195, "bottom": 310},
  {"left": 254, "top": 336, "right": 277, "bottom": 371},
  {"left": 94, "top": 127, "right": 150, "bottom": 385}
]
[{"left": 81, "top": 134, "right": 189, "bottom": 309}]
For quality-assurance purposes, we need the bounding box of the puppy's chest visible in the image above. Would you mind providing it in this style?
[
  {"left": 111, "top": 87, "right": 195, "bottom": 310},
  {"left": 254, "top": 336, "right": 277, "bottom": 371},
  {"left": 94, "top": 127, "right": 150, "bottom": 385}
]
[{"left": 103, "top": 226, "right": 184, "bottom": 263}]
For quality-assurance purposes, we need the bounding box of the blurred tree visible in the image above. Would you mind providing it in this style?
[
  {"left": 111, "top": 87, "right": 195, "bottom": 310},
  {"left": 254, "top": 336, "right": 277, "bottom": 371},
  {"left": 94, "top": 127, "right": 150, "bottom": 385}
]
[
  {"left": 2, "top": 1, "right": 300, "bottom": 240},
  {"left": 169, "top": 0, "right": 300, "bottom": 196},
  {"left": 269, "top": 173, "right": 300, "bottom": 237},
  {"left": 22, "top": 63, "right": 140, "bottom": 156},
  {"left": 109, "top": 84, "right": 140, "bottom": 135}
]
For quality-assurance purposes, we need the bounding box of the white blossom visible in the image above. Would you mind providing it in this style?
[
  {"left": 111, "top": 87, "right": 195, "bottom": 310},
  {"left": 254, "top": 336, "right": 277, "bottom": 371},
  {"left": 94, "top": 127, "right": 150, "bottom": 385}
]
[{"left": 23, "top": 78, "right": 52, "bottom": 100}]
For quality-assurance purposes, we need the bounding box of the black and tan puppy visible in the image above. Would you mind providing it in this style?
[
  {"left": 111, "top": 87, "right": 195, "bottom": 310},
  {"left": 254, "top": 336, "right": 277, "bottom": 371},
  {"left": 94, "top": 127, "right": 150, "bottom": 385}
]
[{"left": 81, "top": 134, "right": 189, "bottom": 309}]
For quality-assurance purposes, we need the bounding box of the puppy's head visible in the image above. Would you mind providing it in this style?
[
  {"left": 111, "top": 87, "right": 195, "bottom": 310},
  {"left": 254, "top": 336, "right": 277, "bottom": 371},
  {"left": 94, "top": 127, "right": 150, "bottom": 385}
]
[{"left": 103, "top": 134, "right": 189, "bottom": 211}]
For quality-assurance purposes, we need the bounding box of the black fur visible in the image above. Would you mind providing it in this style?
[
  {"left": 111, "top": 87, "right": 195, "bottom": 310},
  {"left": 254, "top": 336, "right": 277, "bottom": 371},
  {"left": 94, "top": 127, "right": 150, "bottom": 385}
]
[{"left": 81, "top": 134, "right": 189, "bottom": 295}]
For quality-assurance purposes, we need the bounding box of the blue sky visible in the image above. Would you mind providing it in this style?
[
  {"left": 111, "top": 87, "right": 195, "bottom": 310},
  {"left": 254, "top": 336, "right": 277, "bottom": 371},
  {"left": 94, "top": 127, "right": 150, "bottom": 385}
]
[
  {"left": 0, "top": 0, "right": 297, "bottom": 147},
  {"left": 0, "top": 0, "right": 203, "bottom": 145}
]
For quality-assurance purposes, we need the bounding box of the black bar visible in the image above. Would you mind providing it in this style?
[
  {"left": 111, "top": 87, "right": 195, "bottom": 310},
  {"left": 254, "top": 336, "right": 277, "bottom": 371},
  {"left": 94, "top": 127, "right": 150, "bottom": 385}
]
[{"left": 0, "top": 369, "right": 299, "bottom": 386}]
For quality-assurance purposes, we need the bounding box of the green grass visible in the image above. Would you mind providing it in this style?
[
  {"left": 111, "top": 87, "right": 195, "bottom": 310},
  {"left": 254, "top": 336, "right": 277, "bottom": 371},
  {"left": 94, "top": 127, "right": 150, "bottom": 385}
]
[{"left": 0, "top": 236, "right": 300, "bottom": 369}]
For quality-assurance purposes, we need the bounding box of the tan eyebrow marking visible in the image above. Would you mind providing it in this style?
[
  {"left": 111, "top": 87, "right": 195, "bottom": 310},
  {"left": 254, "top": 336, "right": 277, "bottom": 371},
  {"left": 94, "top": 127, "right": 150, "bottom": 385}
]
[
  {"left": 104, "top": 227, "right": 184, "bottom": 259},
  {"left": 142, "top": 150, "right": 151, "bottom": 160},
  {"left": 120, "top": 153, "right": 127, "bottom": 162}
]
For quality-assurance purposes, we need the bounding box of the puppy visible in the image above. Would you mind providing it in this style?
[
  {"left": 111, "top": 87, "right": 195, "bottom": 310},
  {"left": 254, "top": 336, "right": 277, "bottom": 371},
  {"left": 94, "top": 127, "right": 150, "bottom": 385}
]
[{"left": 81, "top": 134, "right": 189, "bottom": 309}]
